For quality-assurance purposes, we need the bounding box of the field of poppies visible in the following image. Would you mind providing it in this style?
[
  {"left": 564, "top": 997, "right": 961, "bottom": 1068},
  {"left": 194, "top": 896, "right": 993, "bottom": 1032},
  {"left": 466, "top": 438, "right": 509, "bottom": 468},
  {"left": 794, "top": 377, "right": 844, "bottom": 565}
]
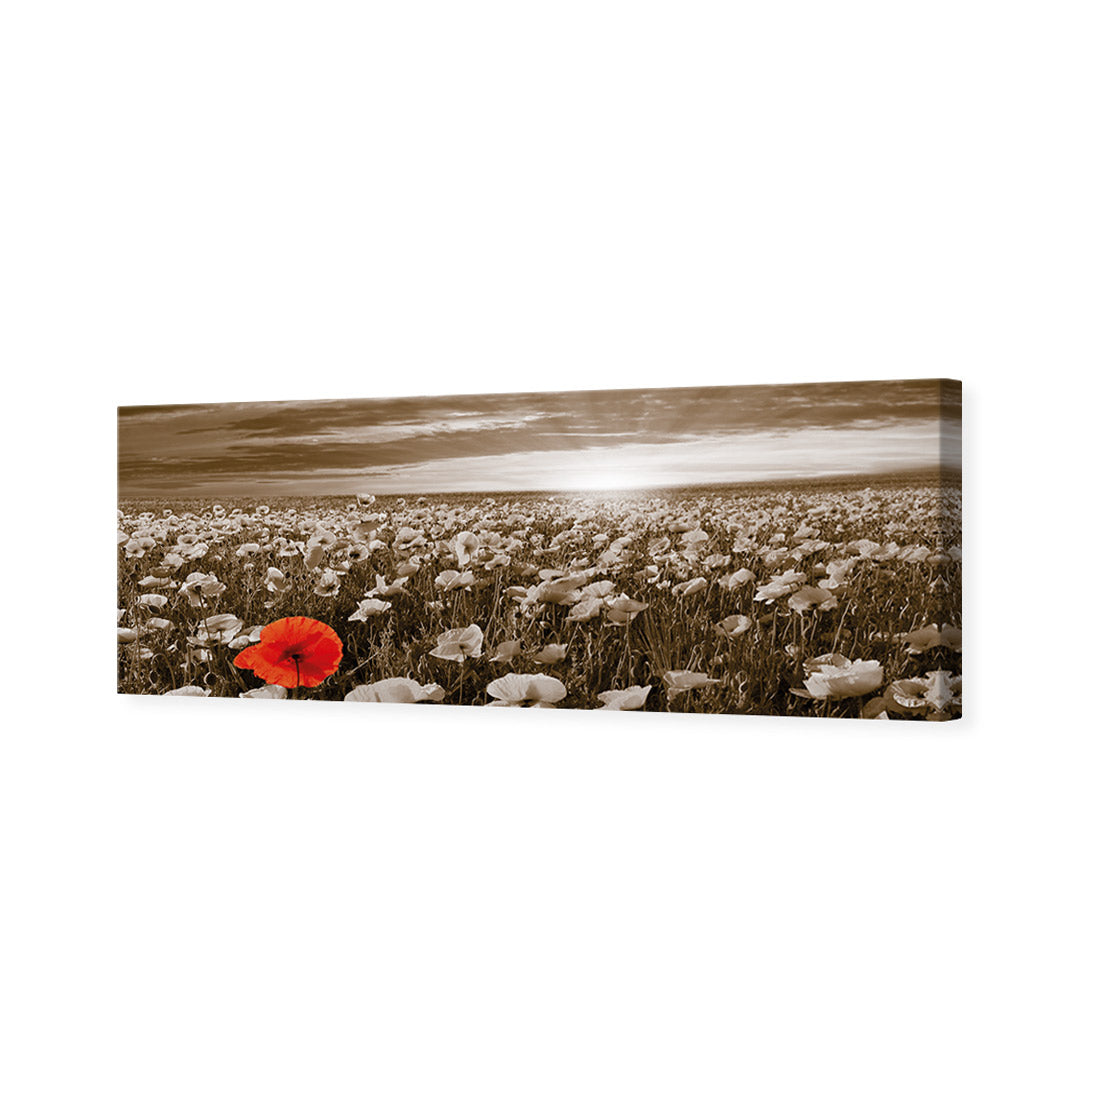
[{"left": 117, "top": 477, "right": 961, "bottom": 720}]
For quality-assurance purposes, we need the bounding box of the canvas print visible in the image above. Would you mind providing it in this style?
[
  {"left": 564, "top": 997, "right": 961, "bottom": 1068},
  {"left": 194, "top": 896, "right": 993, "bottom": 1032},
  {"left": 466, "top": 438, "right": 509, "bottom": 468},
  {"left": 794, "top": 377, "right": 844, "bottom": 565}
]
[{"left": 117, "top": 379, "right": 962, "bottom": 720}]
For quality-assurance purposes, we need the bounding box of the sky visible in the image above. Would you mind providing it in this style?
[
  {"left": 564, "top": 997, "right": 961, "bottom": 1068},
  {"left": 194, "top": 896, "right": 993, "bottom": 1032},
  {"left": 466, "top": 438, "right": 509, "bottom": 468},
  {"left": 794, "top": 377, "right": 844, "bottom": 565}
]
[{"left": 118, "top": 379, "right": 961, "bottom": 497}]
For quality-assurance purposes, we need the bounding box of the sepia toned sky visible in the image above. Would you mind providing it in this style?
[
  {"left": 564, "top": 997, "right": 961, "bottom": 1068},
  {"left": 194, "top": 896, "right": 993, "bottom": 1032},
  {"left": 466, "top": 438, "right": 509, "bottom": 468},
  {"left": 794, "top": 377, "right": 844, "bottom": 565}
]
[{"left": 118, "top": 379, "right": 961, "bottom": 497}]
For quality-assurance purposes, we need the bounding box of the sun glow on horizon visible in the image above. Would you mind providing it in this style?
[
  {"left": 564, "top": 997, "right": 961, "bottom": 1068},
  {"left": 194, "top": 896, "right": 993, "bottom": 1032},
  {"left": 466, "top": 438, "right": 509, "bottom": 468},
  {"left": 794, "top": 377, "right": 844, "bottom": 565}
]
[{"left": 551, "top": 467, "right": 666, "bottom": 493}]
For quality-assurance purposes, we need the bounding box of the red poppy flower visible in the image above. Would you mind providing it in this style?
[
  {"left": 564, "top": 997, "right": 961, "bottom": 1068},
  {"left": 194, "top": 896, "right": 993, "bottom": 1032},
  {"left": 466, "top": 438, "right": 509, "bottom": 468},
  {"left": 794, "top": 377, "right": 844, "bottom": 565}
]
[{"left": 233, "top": 617, "right": 343, "bottom": 689}]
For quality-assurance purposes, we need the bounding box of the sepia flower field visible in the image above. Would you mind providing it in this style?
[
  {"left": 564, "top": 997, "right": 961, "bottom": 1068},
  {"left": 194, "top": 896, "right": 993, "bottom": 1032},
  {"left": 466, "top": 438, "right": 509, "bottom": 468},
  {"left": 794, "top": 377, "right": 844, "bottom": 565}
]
[{"left": 118, "top": 475, "right": 961, "bottom": 720}]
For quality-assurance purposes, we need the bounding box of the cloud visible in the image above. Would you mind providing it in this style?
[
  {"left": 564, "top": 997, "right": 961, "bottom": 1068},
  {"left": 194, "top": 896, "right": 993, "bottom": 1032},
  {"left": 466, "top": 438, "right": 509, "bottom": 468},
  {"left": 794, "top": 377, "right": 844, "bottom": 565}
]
[
  {"left": 311, "top": 422, "right": 949, "bottom": 494},
  {"left": 118, "top": 380, "right": 961, "bottom": 496}
]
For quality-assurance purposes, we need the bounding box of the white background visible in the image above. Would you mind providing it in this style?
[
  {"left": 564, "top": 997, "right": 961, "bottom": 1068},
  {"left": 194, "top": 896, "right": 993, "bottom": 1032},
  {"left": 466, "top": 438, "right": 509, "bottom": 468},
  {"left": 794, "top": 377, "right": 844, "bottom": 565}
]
[{"left": 3, "top": 3, "right": 1098, "bottom": 1098}]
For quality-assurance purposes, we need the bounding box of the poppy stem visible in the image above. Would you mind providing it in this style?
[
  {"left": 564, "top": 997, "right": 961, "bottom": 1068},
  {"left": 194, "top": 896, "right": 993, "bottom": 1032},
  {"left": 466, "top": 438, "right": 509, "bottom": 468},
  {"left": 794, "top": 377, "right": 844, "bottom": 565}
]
[{"left": 831, "top": 602, "right": 849, "bottom": 654}]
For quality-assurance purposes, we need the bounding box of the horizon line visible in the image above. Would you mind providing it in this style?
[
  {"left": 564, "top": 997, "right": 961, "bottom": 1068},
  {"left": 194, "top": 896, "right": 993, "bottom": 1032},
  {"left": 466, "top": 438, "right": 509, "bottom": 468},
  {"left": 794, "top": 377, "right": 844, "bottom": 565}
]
[{"left": 118, "top": 464, "right": 961, "bottom": 501}]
